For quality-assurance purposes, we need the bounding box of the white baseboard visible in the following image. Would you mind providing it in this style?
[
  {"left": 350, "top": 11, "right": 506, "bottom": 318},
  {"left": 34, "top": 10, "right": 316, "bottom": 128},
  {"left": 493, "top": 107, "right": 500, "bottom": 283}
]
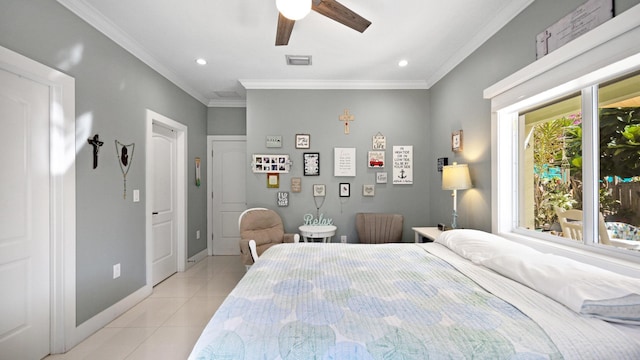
[
  {"left": 187, "top": 248, "right": 208, "bottom": 270},
  {"left": 66, "top": 285, "right": 152, "bottom": 351}
]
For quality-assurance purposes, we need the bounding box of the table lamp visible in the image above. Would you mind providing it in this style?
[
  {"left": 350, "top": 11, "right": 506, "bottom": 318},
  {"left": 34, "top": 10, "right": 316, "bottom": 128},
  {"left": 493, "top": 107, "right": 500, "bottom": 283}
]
[{"left": 442, "top": 162, "right": 472, "bottom": 229}]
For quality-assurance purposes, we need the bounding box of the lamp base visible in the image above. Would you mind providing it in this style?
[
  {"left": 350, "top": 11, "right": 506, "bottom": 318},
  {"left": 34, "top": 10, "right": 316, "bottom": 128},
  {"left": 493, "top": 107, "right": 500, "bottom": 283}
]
[{"left": 451, "top": 210, "right": 458, "bottom": 229}]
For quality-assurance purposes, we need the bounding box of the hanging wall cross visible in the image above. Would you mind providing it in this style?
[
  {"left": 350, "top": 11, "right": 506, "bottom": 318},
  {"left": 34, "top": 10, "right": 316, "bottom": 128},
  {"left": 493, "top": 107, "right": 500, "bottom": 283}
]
[
  {"left": 339, "top": 109, "right": 355, "bottom": 134},
  {"left": 87, "top": 134, "right": 104, "bottom": 169}
]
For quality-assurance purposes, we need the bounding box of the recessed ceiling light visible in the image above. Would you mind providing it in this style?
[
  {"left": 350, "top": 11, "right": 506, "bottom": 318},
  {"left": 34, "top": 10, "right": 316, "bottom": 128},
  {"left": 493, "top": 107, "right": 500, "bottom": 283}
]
[
  {"left": 398, "top": 59, "right": 408, "bottom": 67},
  {"left": 195, "top": 58, "right": 207, "bottom": 65}
]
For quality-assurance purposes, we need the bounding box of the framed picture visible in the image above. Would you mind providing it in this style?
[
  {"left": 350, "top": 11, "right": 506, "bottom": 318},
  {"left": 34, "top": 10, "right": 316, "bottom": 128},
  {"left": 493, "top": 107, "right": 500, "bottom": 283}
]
[
  {"left": 376, "top": 172, "right": 387, "bottom": 184},
  {"left": 313, "top": 184, "right": 326, "bottom": 197},
  {"left": 437, "top": 157, "right": 449, "bottom": 172},
  {"left": 368, "top": 151, "right": 385, "bottom": 168},
  {"left": 267, "top": 173, "right": 279, "bottom": 188},
  {"left": 252, "top": 154, "right": 290, "bottom": 173},
  {"left": 277, "top": 191, "right": 289, "bottom": 207},
  {"left": 303, "top": 152, "right": 320, "bottom": 176},
  {"left": 295, "top": 134, "right": 310, "bottom": 149},
  {"left": 452, "top": 130, "right": 463, "bottom": 152},
  {"left": 339, "top": 183, "right": 350, "bottom": 197},
  {"left": 363, "top": 184, "right": 375, "bottom": 197}
]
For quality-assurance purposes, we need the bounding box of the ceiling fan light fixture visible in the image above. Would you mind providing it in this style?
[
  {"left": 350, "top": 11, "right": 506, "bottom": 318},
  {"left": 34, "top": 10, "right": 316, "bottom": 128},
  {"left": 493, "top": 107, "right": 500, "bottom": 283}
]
[{"left": 276, "top": 0, "right": 312, "bottom": 20}]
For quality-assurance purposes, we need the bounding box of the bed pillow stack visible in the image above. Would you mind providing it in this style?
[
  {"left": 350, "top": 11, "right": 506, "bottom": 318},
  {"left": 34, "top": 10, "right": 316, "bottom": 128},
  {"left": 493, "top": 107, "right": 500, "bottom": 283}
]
[{"left": 436, "top": 229, "right": 640, "bottom": 324}]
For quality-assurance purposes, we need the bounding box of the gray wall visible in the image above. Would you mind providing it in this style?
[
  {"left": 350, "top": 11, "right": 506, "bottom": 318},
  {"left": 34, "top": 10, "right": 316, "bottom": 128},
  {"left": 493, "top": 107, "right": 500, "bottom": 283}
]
[
  {"left": 0, "top": 0, "right": 208, "bottom": 325},
  {"left": 428, "top": 0, "right": 640, "bottom": 231},
  {"left": 207, "top": 107, "right": 247, "bottom": 135},
  {"left": 246, "top": 89, "right": 430, "bottom": 243}
]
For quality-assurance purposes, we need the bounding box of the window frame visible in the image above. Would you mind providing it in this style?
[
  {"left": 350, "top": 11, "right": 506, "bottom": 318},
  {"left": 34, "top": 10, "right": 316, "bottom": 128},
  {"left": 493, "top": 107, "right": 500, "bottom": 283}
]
[{"left": 486, "top": 5, "right": 640, "bottom": 275}]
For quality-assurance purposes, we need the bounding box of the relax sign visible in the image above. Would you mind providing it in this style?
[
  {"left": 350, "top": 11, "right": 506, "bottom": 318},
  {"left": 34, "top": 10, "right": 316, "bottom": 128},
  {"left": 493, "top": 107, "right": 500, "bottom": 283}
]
[{"left": 303, "top": 213, "right": 334, "bottom": 226}]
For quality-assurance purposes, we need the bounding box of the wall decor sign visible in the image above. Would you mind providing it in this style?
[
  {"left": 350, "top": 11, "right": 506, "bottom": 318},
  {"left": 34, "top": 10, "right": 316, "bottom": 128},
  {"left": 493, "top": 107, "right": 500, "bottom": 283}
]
[
  {"left": 277, "top": 191, "right": 289, "bottom": 207},
  {"left": 303, "top": 152, "right": 320, "bottom": 176},
  {"left": 295, "top": 134, "right": 310, "bottom": 149},
  {"left": 267, "top": 173, "right": 280, "bottom": 188},
  {"left": 376, "top": 172, "right": 387, "bottom": 184},
  {"left": 313, "top": 184, "right": 326, "bottom": 197},
  {"left": 303, "top": 213, "right": 334, "bottom": 226},
  {"left": 536, "top": 0, "right": 612, "bottom": 59},
  {"left": 291, "top": 177, "right": 302, "bottom": 193},
  {"left": 252, "top": 154, "right": 291, "bottom": 173},
  {"left": 372, "top": 132, "right": 386, "bottom": 150},
  {"left": 392, "top": 145, "right": 413, "bottom": 185},
  {"left": 265, "top": 135, "right": 282, "bottom": 148},
  {"left": 363, "top": 184, "right": 375, "bottom": 197},
  {"left": 334, "top": 147, "right": 356, "bottom": 177},
  {"left": 451, "top": 130, "right": 463, "bottom": 152},
  {"left": 368, "top": 151, "right": 385, "bottom": 168},
  {"left": 339, "top": 183, "right": 350, "bottom": 197}
]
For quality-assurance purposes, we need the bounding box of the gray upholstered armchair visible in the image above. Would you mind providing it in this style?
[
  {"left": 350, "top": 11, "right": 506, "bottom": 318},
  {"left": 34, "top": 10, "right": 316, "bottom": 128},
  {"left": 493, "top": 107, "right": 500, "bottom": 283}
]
[
  {"left": 356, "top": 213, "right": 404, "bottom": 243},
  {"left": 238, "top": 208, "right": 299, "bottom": 267}
]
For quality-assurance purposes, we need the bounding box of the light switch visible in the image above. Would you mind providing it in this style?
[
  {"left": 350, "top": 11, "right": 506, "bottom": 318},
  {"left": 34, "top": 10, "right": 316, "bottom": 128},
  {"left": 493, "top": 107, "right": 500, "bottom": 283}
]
[{"left": 133, "top": 189, "right": 140, "bottom": 202}]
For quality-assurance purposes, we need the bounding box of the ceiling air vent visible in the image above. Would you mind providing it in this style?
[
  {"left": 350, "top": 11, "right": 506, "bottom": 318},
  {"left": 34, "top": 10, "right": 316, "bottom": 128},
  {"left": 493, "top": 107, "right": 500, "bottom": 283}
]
[{"left": 286, "top": 55, "right": 312, "bottom": 66}]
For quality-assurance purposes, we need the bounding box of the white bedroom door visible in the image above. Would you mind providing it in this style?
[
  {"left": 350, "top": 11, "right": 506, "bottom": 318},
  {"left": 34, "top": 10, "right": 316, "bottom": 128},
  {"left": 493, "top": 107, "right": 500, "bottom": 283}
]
[
  {"left": 211, "top": 138, "right": 246, "bottom": 255},
  {"left": 0, "top": 68, "right": 51, "bottom": 359},
  {"left": 152, "top": 124, "right": 178, "bottom": 285}
]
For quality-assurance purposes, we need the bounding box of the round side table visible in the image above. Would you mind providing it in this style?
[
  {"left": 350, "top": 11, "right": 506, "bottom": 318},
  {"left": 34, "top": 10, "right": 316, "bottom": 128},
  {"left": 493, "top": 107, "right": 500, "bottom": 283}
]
[{"left": 298, "top": 225, "right": 337, "bottom": 243}]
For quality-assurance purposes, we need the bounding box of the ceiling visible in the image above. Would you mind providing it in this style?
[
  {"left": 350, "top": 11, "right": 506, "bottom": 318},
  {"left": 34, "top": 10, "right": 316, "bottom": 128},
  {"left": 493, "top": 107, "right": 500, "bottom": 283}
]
[{"left": 58, "top": 0, "right": 533, "bottom": 107}]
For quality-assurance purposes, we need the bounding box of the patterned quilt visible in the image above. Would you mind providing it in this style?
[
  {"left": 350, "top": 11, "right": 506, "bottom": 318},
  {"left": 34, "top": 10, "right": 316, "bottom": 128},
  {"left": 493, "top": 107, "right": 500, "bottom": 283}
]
[{"left": 190, "top": 243, "right": 564, "bottom": 359}]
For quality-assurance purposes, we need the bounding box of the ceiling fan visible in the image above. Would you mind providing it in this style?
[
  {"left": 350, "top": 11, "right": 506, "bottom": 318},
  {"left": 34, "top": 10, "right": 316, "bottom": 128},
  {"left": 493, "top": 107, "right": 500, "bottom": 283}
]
[{"left": 275, "top": 0, "right": 371, "bottom": 46}]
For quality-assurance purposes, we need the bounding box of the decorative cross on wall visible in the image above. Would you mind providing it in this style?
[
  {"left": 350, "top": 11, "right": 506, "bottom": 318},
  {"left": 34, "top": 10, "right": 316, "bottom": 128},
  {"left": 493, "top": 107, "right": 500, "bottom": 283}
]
[
  {"left": 339, "top": 109, "right": 355, "bottom": 134},
  {"left": 87, "top": 134, "right": 104, "bottom": 169}
]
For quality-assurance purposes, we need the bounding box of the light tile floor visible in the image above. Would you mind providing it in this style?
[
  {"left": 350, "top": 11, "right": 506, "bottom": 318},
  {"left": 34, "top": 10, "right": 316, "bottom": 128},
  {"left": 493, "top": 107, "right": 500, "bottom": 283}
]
[{"left": 45, "top": 255, "right": 245, "bottom": 360}]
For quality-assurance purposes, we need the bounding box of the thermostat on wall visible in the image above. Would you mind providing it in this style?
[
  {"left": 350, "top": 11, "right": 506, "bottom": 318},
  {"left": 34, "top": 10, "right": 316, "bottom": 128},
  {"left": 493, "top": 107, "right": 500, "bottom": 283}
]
[{"left": 266, "top": 135, "right": 282, "bottom": 148}]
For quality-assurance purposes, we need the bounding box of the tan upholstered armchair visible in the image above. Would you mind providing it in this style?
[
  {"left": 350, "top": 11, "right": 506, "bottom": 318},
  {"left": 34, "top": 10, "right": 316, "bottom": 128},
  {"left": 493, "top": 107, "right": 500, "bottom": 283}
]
[
  {"left": 356, "top": 213, "right": 404, "bottom": 243},
  {"left": 238, "top": 208, "right": 299, "bottom": 267}
]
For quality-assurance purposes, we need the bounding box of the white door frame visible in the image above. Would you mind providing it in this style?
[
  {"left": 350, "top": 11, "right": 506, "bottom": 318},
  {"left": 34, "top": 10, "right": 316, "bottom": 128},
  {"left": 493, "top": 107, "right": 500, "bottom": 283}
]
[
  {"left": 145, "top": 110, "right": 187, "bottom": 286},
  {"left": 206, "top": 135, "right": 246, "bottom": 255},
  {"left": 0, "top": 46, "right": 76, "bottom": 353}
]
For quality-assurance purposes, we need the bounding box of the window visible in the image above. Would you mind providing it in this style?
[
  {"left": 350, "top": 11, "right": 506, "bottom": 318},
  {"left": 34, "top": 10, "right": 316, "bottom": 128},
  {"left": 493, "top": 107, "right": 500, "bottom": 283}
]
[
  {"left": 487, "top": 6, "right": 640, "bottom": 264},
  {"left": 516, "top": 73, "right": 640, "bottom": 252}
]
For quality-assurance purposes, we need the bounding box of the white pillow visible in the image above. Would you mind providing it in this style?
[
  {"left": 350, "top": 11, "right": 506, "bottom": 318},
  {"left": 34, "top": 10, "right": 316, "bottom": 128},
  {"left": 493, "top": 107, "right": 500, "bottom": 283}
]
[
  {"left": 481, "top": 252, "right": 640, "bottom": 324},
  {"left": 435, "top": 229, "right": 541, "bottom": 263},
  {"left": 436, "top": 229, "right": 640, "bottom": 324}
]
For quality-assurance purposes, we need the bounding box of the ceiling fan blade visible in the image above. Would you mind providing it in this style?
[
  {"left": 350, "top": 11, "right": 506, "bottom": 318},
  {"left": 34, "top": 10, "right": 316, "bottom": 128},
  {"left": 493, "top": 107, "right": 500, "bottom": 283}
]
[
  {"left": 312, "top": 0, "right": 371, "bottom": 33},
  {"left": 276, "top": 13, "right": 295, "bottom": 46}
]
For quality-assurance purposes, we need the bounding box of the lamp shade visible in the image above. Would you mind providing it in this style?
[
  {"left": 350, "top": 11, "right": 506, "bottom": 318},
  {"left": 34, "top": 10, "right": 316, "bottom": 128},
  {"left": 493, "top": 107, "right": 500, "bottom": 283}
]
[
  {"left": 276, "top": 0, "right": 312, "bottom": 20},
  {"left": 442, "top": 163, "right": 472, "bottom": 190}
]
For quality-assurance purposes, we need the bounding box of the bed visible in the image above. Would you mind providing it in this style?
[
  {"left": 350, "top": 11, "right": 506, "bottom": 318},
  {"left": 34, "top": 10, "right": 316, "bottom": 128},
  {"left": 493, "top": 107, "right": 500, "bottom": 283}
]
[{"left": 189, "top": 229, "right": 640, "bottom": 359}]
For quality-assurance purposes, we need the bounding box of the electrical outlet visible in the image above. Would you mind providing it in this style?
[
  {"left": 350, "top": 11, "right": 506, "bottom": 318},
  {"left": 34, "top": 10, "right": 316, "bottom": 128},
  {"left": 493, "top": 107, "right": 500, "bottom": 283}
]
[
  {"left": 340, "top": 235, "right": 347, "bottom": 243},
  {"left": 196, "top": 230, "right": 200, "bottom": 239},
  {"left": 113, "top": 263, "right": 121, "bottom": 279}
]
